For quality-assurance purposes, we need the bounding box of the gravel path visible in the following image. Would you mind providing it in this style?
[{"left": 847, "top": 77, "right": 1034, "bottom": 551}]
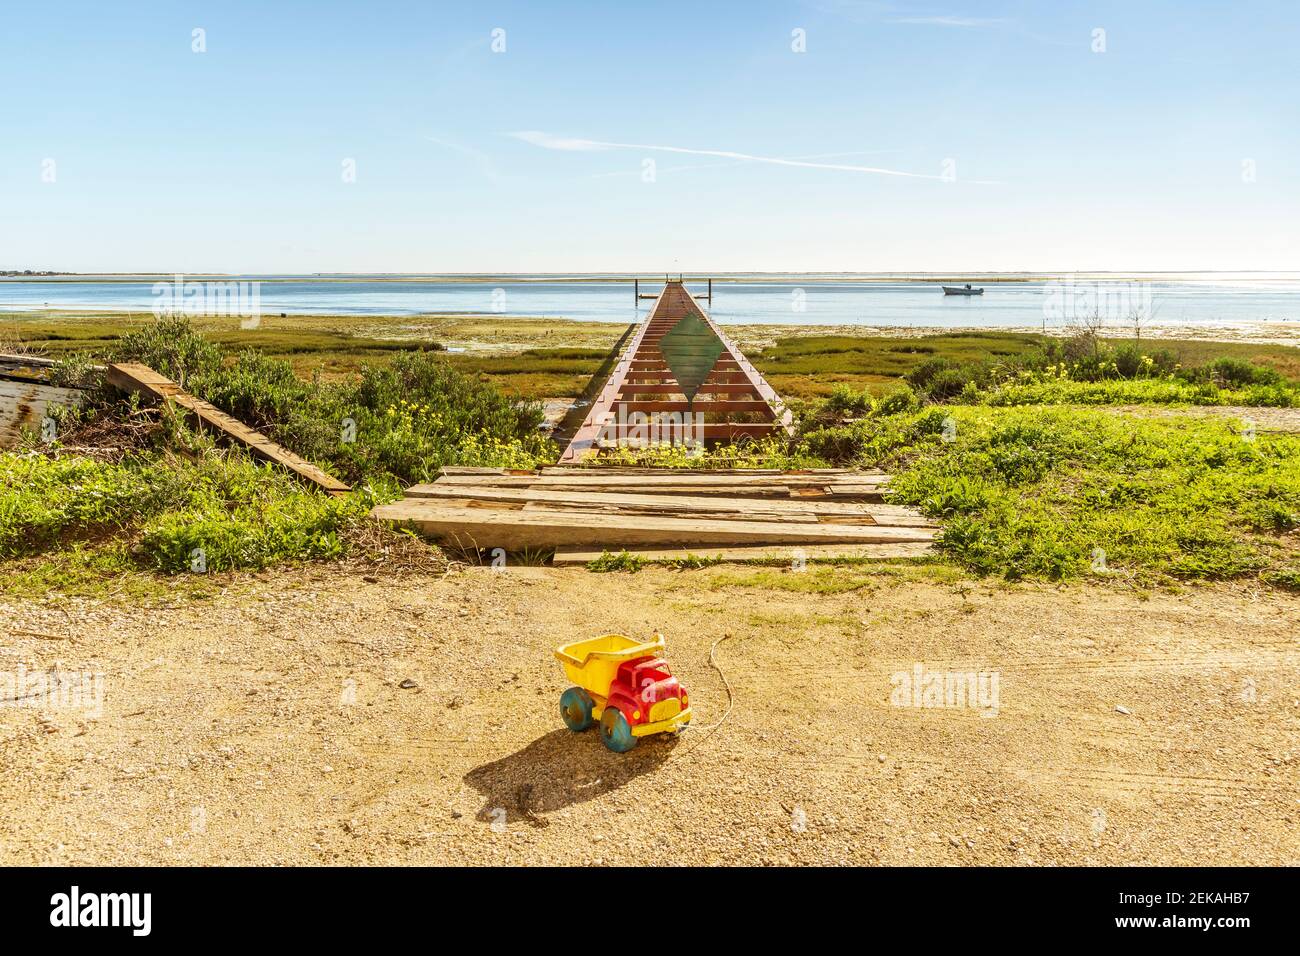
[{"left": 2, "top": 565, "right": 1296, "bottom": 866}]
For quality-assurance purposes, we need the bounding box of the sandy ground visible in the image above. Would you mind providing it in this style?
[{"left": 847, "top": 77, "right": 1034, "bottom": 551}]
[{"left": 1, "top": 564, "right": 1296, "bottom": 866}]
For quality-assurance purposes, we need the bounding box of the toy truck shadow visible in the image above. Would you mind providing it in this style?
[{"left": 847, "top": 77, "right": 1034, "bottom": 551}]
[{"left": 464, "top": 728, "right": 677, "bottom": 827}]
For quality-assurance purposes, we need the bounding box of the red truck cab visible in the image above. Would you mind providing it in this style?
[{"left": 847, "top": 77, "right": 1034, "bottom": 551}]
[{"left": 606, "top": 656, "right": 689, "bottom": 729}]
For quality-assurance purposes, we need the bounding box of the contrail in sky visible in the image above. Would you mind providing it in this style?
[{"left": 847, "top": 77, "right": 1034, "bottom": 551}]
[{"left": 510, "top": 130, "right": 1000, "bottom": 183}]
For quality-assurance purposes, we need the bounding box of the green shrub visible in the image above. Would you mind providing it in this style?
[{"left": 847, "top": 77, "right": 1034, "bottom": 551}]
[
  {"left": 106, "top": 318, "right": 555, "bottom": 486},
  {"left": 1261, "top": 566, "right": 1300, "bottom": 592},
  {"left": 872, "top": 384, "right": 921, "bottom": 416},
  {"left": 822, "top": 384, "right": 874, "bottom": 419},
  {"left": 201, "top": 349, "right": 314, "bottom": 429},
  {"left": 113, "top": 316, "right": 222, "bottom": 388},
  {"left": 926, "top": 367, "right": 975, "bottom": 401},
  {"left": 904, "top": 358, "right": 958, "bottom": 390},
  {"left": 803, "top": 424, "right": 871, "bottom": 463},
  {"left": 1181, "top": 358, "right": 1283, "bottom": 389}
]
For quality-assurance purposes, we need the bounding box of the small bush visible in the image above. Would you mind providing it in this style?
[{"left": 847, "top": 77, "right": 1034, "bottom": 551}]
[
  {"left": 872, "top": 384, "right": 921, "bottom": 417},
  {"left": 904, "top": 358, "right": 957, "bottom": 390},
  {"left": 803, "top": 424, "right": 871, "bottom": 464},
  {"left": 1181, "top": 358, "right": 1283, "bottom": 389},
  {"left": 113, "top": 316, "right": 222, "bottom": 388},
  {"left": 822, "top": 384, "right": 873, "bottom": 419}
]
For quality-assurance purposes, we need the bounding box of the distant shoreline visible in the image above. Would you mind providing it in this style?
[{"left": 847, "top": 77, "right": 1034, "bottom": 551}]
[{"left": 4, "top": 271, "right": 1300, "bottom": 285}]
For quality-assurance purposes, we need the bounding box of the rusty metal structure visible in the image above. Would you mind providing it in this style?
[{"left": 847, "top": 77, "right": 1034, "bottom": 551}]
[{"left": 560, "top": 279, "right": 793, "bottom": 462}]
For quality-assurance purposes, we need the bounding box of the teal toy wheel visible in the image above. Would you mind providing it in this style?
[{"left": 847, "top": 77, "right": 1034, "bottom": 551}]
[
  {"left": 599, "top": 706, "right": 638, "bottom": 753},
  {"left": 560, "top": 687, "right": 595, "bottom": 732}
]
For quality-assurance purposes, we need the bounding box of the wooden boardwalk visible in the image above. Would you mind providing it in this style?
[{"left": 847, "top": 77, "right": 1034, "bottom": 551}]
[
  {"left": 374, "top": 282, "right": 937, "bottom": 562},
  {"left": 560, "top": 280, "right": 793, "bottom": 462}
]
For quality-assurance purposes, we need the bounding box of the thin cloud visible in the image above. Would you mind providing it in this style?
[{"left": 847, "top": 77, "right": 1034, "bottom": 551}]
[
  {"left": 424, "top": 135, "right": 500, "bottom": 182},
  {"left": 887, "top": 16, "right": 1010, "bottom": 27},
  {"left": 509, "top": 131, "right": 973, "bottom": 181},
  {"left": 589, "top": 149, "right": 906, "bottom": 180}
]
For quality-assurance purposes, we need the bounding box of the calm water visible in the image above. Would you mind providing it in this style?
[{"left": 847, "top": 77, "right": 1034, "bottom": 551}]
[{"left": 2, "top": 275, "right": 1298, "bottom": 329}]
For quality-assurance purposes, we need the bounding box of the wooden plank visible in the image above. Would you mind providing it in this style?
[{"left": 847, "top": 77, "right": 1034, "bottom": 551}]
[
  {"left": 615, "top": 383, "right": 761, "bottom": 395},
  {"left": 539, "top": 466, "right": 785, "bottom": 476},
  {"left": 432, "top": 475, "right": 542, "bottom": 488},
  {"left": 535, "top": 473, "right": 858, "bottom": 488},
  {"left": 420, "top": 494, "right": 827, "bottom": 525},
  {"left": 105, "top": 362, "right": 350, "bottom": 495},
  {"left": 518, "top": 502, "right": 822, "bottom": 524},
  {"left": 552, "top": 542, "right": 937, "bottom": 565},
  {"left": 370, "top": 499, "right": 937, "bottom": 549},
  {"left": 0, "top": 353, "right": 61, "bottom": 369},
  {"left": 531, "top": 483, "right": 803, "bottom": 498},
  {"left": 537, "top": 466, "right": 868, "bottom": 476},
  {"left": 828, "top": 484, "right": 892, "bottom": 495},
  {"left": 434, "top": 473, "right": 817, "bottom": 488},
  {"left": 0, "top": 379, "right": 84, "bottom": 448},
  {"left": 439, "top": 466, "right": 537, "bottom": 476},
  {"left": 431, "top": 475, "right": 808, "bottom": 497},
  {"left": 595, "top": 422, "right": 781, "bottom": 442},
  {"left": 403, "top": 483, "right": 935, "bottom": 525}
]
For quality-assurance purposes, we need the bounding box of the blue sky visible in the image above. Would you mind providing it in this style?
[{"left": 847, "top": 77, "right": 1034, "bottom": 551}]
[{"left": 2, "top": 0, "right": 1296, "bottom": 273}]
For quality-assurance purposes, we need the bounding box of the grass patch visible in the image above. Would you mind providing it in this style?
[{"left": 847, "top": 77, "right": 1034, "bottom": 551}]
[
  {"left": 804, "top": 405, "right": 1300, "bottom": 585},
  {"left": 752, "top": 331, "right": 1045, "bottom": 399},
  {"left": 585, "top": 550, "right": 647, "bottom": 572},
  {"left": 693, "top": 567, "right": 881, "bottom": 594},
  {"left": 755, "top": 331, "right": 1300, "bottom": 407},
  {"left": 0, "top": 450, "right": 379, "bottom": 575}
]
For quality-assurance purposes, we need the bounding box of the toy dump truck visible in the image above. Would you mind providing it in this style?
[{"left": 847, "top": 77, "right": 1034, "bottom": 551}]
[{"left": 555, "top": 634, "right": 691, "bottom": 752}]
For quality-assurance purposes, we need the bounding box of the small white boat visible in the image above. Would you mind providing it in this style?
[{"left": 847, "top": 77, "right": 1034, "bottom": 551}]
[{"left": 942, "top": 284, "right": 984, "bottom": 296}]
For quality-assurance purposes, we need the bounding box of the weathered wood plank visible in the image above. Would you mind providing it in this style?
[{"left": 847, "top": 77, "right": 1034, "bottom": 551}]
[
  {"left": 371, "top": 499, "right": 937, "bottom": 550},
  {"left": 0, "top": 379, "right": 84, "bottom": 448},
  {"left": 432, "top": 476, "right": 810, "bottom": 498},
  {"left": 403, "top": 483, "right": 934, "bottom": 525},
  {"left": 0, "top": 353, "right": 61, "bottom": 369},
  {"left": 539, "top": 466, "right": 783, "bottom": 476},
  {"left": 552, "top": 542, "right": 936, "bottom": 565},
  {"left": 536, "top": 473, "right": 876, "bottom": 488},
  {"left": 538, "top": 483, "right": 805, "bottom": 498},
  {"left": 517, "top": 501, "right": 824, "bottom": 524},
  {"left": 439, "top": 466, "right": 538, "bottom": 476},
  {"left": 105, "top": 362, "right": 350, "bottom": 495}
]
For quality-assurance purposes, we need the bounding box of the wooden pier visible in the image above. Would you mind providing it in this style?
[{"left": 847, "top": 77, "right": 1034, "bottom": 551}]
[{"left": 562, "top": 279, "right": 791, "bottom": 462}]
